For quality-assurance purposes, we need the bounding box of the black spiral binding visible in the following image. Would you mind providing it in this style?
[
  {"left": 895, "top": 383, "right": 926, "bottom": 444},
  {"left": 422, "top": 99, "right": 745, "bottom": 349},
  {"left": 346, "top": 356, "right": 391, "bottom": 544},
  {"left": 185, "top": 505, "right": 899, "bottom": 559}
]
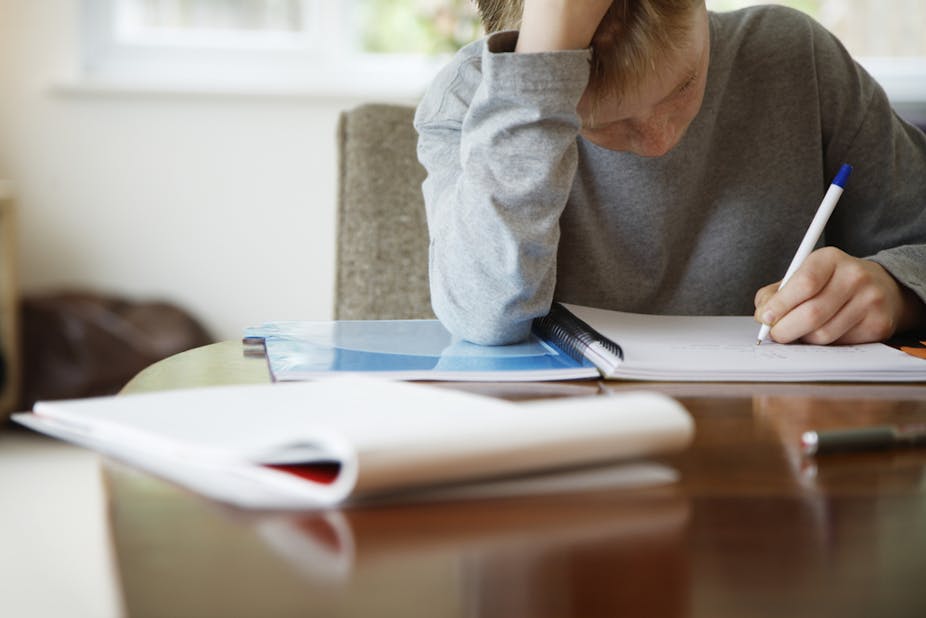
[{"left": 532, "top": 303, "right": 623, "bottom": 366}]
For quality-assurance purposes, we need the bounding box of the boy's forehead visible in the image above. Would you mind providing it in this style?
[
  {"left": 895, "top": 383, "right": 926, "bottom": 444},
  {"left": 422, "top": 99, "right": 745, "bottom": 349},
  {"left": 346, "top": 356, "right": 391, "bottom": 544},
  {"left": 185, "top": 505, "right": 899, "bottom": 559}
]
[
  {"left": 581, "top": 9, "right": 709, "bottom": 125},
  {"left": 583, "top": 64, "right": 693, "bottom": 125}
]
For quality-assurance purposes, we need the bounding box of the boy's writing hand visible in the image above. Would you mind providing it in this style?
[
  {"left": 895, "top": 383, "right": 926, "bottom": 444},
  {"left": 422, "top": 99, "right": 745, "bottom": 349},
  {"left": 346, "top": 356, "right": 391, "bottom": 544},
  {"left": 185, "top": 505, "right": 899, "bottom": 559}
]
[
  {"left": 516, "top": 0, "right": 614, "bottom": 53},
  {"left": 754, "top": 247, "right": 925, "bottom": 345}
]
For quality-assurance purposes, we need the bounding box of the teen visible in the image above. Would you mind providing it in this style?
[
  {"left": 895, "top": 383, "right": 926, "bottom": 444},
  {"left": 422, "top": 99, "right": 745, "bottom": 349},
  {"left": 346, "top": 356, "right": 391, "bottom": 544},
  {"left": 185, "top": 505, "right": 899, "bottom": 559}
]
[{"left": 414, "top": 0, "right": 926, "bottom": 345}]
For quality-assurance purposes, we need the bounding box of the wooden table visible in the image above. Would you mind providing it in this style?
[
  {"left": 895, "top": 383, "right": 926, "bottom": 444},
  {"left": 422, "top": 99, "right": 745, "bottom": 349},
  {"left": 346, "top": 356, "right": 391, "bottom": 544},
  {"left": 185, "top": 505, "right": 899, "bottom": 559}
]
[{"left": 110, "top": 342, "right": 926, "bottom": 618}]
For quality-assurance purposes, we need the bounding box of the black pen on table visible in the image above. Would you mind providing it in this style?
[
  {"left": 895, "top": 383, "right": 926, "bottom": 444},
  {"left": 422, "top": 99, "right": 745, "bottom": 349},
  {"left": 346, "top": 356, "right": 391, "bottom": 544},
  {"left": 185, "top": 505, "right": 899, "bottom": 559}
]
[{"left": 801, "top": 424, "right": 926, "bottom": 456}]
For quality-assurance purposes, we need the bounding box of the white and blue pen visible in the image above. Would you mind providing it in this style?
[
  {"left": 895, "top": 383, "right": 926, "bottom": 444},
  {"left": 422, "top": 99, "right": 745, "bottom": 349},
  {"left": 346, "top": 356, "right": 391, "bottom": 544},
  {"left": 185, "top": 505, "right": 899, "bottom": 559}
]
[{"left": 756, "top": 163, "right": 853, "bottom": 345}]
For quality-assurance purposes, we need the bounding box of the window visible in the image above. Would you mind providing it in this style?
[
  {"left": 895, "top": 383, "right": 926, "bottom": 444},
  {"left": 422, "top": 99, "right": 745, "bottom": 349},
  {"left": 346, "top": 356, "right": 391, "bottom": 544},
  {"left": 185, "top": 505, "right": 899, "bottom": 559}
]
[
  {"left": 112, "top": 0, "right": 310, "bottom": 48},
  {"left": 78, "top": 0, "right": 925, "bottom": 114},
  {"left": 354, "top": 0, "right": 482, "bottom": 55},
  {"left": 78, "top": 0, "right": 483, "bottom": 96}
]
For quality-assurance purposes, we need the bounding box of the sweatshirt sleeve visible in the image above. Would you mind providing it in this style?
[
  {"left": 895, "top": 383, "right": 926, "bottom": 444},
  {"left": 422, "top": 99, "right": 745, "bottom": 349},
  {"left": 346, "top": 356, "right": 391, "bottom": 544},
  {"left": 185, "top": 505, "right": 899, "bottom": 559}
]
[
  {"left": 810, "top": 18, "right": 926, "bottom": 308},
  {"left": 857, "top": 112, "right": 926, "bottom": 309},
  {"left": 414, "top": 32, "right": 591, "bottom": 345}
]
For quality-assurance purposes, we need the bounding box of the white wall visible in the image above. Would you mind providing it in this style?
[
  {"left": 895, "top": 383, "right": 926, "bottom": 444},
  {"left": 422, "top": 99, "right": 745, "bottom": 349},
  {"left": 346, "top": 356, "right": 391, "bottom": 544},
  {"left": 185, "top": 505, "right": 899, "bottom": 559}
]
[{"left": 0, "top": 0, "right": 415, "bottom": 340}]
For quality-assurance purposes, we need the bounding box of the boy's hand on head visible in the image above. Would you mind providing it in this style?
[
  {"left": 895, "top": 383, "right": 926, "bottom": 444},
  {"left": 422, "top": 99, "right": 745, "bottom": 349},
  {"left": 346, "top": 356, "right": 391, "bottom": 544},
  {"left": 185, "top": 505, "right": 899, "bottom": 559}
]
[
  {"left": 754, "top": 247, "right": 925, "bottom": 345},
  {"left": 516, "top": 0, "right": 614, "bottom": 53}
]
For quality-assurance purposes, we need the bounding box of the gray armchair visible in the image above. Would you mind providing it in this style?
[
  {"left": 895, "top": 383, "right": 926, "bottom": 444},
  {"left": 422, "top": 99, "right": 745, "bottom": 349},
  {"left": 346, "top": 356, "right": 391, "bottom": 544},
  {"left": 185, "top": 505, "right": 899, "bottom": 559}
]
[{"left": 335, "top": 104, "right": 434, "bottom": 320}]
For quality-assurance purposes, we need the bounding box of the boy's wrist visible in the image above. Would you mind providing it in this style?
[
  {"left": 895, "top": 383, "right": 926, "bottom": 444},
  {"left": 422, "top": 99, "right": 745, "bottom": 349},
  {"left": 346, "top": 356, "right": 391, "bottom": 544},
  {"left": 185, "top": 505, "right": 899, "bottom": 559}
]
[
  {"left": 515, "top": 0, "right": 613, "bottom": 53},
  {"left": 516, "top": 22, "right": 593, "bottom": 53}
]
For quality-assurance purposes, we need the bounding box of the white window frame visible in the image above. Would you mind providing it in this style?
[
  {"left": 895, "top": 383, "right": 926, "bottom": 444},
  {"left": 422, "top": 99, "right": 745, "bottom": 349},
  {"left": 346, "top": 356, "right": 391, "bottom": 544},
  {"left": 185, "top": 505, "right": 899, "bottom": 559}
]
[{"left": 75, "top": 0, "right": 449, "bottom": 98}]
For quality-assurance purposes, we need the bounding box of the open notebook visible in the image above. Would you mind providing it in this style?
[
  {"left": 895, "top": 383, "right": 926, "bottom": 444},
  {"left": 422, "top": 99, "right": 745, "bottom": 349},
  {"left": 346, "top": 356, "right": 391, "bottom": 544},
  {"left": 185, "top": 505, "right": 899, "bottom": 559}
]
[
  {"left": 539, "top": 303, "right": 926, "bottom": 382},
  {"left": 14, "top": 379, "right": 693, "bottom": 509}
]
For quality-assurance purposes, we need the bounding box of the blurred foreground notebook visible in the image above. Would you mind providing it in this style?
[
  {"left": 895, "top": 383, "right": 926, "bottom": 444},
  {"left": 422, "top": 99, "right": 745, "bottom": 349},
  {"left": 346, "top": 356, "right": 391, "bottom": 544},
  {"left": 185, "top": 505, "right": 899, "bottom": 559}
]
[
  {"left": 14, "top": 379, "right": 693, "bottom": 509},
  {"left": 248, "top": 302, "right": 926, "bottom": 383}
]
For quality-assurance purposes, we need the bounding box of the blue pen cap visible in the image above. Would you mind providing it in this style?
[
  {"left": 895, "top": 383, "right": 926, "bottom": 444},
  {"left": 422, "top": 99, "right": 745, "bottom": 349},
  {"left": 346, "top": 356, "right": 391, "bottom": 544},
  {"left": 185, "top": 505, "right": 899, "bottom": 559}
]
[{"left": 832, "top": 163, "right": 852, "bottom": 188}]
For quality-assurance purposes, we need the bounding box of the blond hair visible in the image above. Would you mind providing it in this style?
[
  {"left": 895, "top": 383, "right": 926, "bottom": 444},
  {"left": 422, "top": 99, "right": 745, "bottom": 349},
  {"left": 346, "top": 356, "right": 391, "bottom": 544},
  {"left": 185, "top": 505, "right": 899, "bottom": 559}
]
[{"left": 474, "top": 0, "right": 702, "bottom": 106}]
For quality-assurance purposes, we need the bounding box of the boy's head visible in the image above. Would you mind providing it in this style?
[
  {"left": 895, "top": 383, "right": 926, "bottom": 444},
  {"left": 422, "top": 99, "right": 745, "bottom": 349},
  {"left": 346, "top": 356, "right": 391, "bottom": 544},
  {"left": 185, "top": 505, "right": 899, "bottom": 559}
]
[{"left": 475, "top": 0, "right": 709, "bottom": 156}]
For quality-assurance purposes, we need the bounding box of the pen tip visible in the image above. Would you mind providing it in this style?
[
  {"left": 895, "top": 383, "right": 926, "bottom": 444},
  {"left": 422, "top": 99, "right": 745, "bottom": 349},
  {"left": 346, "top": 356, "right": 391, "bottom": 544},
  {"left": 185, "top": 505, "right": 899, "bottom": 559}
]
[{"left": 756, "top": 339, "right": 762, "bottom": 346}]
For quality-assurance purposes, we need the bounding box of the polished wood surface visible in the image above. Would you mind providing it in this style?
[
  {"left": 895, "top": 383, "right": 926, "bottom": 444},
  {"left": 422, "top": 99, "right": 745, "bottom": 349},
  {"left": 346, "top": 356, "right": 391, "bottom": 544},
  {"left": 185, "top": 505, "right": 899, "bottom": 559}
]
[{"left": 112, "top": 343, "right": 926, "bottom": 618}]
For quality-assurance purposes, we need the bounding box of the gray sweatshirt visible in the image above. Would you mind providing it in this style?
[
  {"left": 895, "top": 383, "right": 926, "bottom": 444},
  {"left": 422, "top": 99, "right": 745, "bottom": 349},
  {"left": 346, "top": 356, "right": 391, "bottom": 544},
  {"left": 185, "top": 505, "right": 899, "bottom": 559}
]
[{"left": 414, "top": 6, "right": 926, "bottom": 345}]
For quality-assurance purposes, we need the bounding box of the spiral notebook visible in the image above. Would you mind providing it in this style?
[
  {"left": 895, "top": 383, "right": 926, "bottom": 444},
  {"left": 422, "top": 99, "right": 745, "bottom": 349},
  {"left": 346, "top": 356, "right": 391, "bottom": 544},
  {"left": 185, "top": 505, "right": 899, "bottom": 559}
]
[
  {"left": 246, "top": 303, "right": 926, "bottom": 383},
  {"left": 540, "top": 303, "right": 926, "bottom": 382}
]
